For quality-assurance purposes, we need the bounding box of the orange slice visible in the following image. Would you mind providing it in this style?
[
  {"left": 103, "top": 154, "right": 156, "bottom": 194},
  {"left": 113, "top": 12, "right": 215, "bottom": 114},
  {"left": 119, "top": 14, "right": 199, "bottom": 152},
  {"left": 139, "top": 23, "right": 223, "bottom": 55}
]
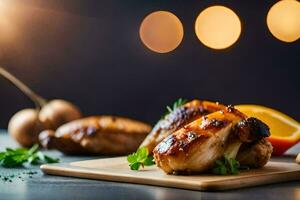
[{"left": 235, "top": 104, "right": 300, "bottom": 156}]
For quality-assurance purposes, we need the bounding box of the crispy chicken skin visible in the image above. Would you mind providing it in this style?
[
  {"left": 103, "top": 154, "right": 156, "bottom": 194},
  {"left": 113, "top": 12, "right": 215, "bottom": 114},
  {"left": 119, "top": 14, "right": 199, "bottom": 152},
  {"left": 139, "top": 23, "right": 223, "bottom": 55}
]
[
  {"left": 140, "top": 100, "right": 226, "bottom": 153},
  {"left": 153, "top": 106, "right": 272, "bottom": 174},
  {"left": 39, "top": 116, "right": 151, "bottom": 155}
]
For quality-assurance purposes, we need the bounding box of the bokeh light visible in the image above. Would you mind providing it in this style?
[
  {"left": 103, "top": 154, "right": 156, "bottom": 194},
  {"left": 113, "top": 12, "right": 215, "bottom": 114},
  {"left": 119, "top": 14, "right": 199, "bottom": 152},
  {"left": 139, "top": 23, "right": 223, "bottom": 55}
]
[
  {"left": 267, "top": 0, "right": 300, "bottom": 43},
  {"left": 139, "top": 11, "right": 184, "bottom": 53},
  {"left": 0, "top": 1, "right": 18, "bottom": 44},
  {"left": 195, "top": 6, "right": 241, "bottom": 49}
]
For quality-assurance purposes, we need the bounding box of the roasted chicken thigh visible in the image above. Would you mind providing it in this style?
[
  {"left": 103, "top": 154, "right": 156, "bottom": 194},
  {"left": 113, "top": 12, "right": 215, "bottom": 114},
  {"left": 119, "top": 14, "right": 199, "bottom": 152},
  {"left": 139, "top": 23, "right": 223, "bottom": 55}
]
[
  {"left": 39, "top": 116, "right": 151, "bottom": 155},
  {"left": 140, "top": 100, "right": 226, "bottom": 153},
  {"left": 153, "top": 106, "right": 272, "bottom": 174}
]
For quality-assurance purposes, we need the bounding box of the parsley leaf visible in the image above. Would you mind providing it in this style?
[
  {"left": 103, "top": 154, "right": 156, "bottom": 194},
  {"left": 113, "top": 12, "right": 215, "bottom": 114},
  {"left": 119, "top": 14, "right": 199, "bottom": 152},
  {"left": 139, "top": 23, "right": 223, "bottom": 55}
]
[
  {"left": 212, "top": 155, "right": 240, "bottom": 175},
  {"left": 0, "top": 144, "right": 59, "bottom": 168},
  {"left": 127, "top": 147, "right": 155, "bottom": 170},
  {"left": 161, "top": 98, "right": 188, "bottom": 119},
  {"left": 44, "top": 155, "right": 60, "bottom": 163},
  {"left": 0, "top": 152, "right": 5, "bottom": 160}
]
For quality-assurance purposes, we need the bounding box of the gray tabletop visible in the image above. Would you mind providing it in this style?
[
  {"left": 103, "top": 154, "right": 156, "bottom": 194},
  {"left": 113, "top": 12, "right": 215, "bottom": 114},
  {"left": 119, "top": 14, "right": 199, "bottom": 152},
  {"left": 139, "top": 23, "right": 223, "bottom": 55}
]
[{"left": 0, "top": 130, "right": 300, "bottom": 200}]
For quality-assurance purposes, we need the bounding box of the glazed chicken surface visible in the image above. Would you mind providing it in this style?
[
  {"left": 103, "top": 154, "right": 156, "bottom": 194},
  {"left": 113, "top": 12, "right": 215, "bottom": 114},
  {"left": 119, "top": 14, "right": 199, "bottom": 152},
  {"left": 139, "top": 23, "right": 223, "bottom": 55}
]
[
  {"left": 140, "top": 100, "right": 226, "bottom": 153},
  {"left": 39, "top": 116, "right": 151, "bottom": 155},
  {"left": 153, "top": 106, "right": 272, "bottom": 174}
]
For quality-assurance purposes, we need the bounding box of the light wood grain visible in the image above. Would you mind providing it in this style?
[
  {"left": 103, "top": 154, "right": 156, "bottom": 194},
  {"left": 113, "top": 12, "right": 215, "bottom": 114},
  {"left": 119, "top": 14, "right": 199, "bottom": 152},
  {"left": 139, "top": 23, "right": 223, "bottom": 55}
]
[{"left": 41, "top": 156, "right": 300, "bottom": 191}]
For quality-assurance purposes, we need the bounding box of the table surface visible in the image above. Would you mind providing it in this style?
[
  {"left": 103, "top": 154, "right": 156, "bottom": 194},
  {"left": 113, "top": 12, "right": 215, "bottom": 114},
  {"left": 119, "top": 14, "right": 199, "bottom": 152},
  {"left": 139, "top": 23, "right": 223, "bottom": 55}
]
[{"left": 0, "top": 130, "right": 300, "bottom": 200}]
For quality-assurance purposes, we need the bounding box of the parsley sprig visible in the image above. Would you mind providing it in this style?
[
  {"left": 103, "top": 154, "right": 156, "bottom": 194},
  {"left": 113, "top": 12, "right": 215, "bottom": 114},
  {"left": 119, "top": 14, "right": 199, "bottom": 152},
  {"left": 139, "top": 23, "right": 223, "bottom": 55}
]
[
  {"left": 212, "top": 155, "right": 240, "bottom": 175},
  {"left": 162, "top": 98, "right": 188, "bottom": 119},
  {"left": 0, "top": 144, "right": 59, "bottom": 168},
  {"left": 127, "top": 147, "right": 155, "bottom": 170}
]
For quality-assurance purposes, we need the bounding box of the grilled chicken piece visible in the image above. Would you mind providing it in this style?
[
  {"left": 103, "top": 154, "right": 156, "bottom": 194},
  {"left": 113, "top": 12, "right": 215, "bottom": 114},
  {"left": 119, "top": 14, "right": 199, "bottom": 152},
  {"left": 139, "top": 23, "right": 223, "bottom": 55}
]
[
  {"left": 153, "top": 106, "right": 272, "bottom": 174},
  {"left": 233, "top": 117, "right": 273, "bottom": 167},
  {"left": 236, "top": 138, "right": 273, "bottom": 168},
  {"left": 39, "top": 116, "right": 151, "bottom": 155},
  {"left": 140, "top": 100, "right": 226, "bottom": 153}
]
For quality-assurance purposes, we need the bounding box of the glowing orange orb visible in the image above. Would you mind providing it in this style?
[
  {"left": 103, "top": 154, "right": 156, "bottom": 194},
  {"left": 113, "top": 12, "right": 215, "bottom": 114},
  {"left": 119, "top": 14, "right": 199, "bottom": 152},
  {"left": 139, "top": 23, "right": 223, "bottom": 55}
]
[
  {"left": 195, "top": 6, "right": 241, "bottom": 49},
  {"left": 267, "top": 0, "right": 300, "bottom": 42},
  {"left": 139, "top": 11, "right": 184, "bottom": 53}
]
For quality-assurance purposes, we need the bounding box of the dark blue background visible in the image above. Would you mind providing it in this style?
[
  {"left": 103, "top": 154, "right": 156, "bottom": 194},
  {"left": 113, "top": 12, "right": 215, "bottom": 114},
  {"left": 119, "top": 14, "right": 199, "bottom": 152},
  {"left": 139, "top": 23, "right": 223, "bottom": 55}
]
[{"left": 0, "top": 0, "right": 299, "bottom": 128}]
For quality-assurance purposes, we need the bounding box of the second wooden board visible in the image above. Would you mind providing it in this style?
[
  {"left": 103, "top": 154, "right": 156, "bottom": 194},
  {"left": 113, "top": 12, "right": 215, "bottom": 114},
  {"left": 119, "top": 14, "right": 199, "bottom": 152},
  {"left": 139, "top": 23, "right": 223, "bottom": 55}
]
[{"left": 41, "top": 156, "right": 300, "bottom": 191}]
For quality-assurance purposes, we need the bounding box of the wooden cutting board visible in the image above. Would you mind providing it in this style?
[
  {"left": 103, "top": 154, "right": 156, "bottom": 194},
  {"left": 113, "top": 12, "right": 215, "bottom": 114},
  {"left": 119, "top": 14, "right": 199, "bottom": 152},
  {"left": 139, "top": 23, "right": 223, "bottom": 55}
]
[{"left": 41, "top": 156, "right": 300, "bottom": 191}]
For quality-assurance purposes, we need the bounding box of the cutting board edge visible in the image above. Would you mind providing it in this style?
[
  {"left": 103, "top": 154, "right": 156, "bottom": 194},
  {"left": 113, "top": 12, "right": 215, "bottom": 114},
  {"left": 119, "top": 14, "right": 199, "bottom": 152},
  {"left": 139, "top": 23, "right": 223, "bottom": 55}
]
[
  {"left": 40, "top": 162, "right": 300, "bottom": 191},
  {"left": 41, "top": 164, "right": 206, "bottom": 191},
  {"left": 200, "top": 170, "right": 300, "bottom": 190}
]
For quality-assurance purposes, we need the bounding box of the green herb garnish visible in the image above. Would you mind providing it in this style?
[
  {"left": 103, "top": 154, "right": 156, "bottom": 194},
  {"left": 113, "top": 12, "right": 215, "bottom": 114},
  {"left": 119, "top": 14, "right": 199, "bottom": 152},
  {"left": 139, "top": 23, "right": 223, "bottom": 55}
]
[
  {"left": 212, "top": 155, "right": 240, "bottom": 175},
  {"left": 161, "top": 98, "right": 188, "bottom": 119},
  {"left": 127, "top": 147, "right": 155, "bottom": 170},
  {"left": 0, "top": 144, "right": 59, "bottom": 168}
]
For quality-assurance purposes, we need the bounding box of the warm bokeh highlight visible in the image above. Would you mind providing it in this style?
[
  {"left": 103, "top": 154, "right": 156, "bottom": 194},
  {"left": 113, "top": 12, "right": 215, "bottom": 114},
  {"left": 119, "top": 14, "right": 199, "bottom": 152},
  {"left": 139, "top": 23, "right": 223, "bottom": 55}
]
[
  {"left": 267, "top": 0, "right": 300, "bottom": 42},
  {"left": 195, "top": 6, "right": 241, "bottom": 49},
  {"left": 139, "top": 11, "right": 183, "bottom": 53}
]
